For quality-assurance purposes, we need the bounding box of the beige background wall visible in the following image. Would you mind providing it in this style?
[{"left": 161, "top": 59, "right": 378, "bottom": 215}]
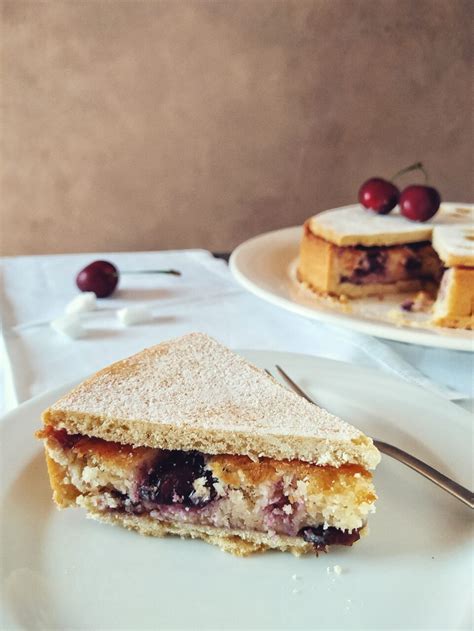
[{"left": 2, "top": 0, "right": 472, "bottom": 256}]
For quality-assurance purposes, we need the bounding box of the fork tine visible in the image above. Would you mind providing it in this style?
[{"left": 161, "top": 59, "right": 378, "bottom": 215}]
[
  {"left": 275, "top": 365, "right": 318, "bottom": 406},
  {"left": 264, "top": 368, "right": 273, "bottom": 378}
]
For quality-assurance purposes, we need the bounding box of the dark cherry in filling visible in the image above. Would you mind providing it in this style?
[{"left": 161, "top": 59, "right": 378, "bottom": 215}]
[
  {"left": 299, "top": 526, "right": 361, "bottom": 551},
  {"left": 401, "top": 299, "right": 414, "bottom": 312},
  {"left": 339, "top": 241, "right": 434, "bottom": 285},
  {"left": 340, "top": 249, "right": 388, "bottom": 284},
  {"left": 53, "top": 428, "right": 82, "bottom": 450},
  {"left": 404, "top": 256, "right": 422, "bottom": 272},
  {"left": 353, "top": 250, "right": 388, "bottom": 277},
  {"left": 138, "top": 450, "right": 217, "bottom": 508}
]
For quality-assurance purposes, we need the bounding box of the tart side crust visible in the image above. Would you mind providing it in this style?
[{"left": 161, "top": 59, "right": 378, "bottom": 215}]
[
  {"left": 45, "top": 454, "right": 80, "bottom": 508},
  {"left": 431, "top": 267, "right": 474, "bottom": 329}
]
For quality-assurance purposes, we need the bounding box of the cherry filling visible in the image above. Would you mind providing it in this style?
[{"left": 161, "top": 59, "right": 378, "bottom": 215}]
[
  {"left": 52, "top": 428, "right": 83, "bottom": 450},
  {"left": 138, "top": 450, "right": 218, "bottom": 508},
  {"left": 339, "top": 241, "right": 435, "bottom": 286},
  {"left": 45, "top": 428, "right": 366, "bottom": 548},
  {"left": 299, "top": 526, "right": 361, "bottom": 551},
  {"left": 353, "top": 250, "right": 388, "bottom": 278},
  {"left": 341, "top": 248, "right": 391, "bottom": 284},
  {"left": 340, "top": 248, "right": 389, "bottom": 284}
]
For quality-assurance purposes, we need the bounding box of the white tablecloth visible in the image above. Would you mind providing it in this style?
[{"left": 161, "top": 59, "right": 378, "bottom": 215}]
[{"left": 1, "top": 250, "right": 473, "bottom": 414}]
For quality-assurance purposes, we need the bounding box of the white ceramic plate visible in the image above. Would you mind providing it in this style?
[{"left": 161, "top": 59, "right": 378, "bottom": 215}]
[
  {"left": 1, "top": 350, "right": 472, "bottom": 630},
  {"left": 230, "top": 208, "right": 474, "bottom": 352}
]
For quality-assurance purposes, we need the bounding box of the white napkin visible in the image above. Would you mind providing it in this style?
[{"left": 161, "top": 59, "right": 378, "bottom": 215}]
[
  {"left": 1, "top": 249, "right": 472, "bottom": 413},
  {"left": 320, "top": 324, "right": 470, "bottom": 400}
]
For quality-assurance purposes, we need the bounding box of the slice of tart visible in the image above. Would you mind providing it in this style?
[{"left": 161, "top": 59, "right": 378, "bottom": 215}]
[
  {"left": 431, "top": 224, "right": 474, "bottom": 329},
  {"left": 298, "top": 206, "right": 442, "bottom": 298},
  {"left": 37, "top": 333, "right": 380, "bottom": 556}
]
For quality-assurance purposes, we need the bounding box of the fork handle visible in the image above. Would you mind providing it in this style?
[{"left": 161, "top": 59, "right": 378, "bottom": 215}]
[{"left": 373, "top": 440, "right": 474, "bottom": 509}]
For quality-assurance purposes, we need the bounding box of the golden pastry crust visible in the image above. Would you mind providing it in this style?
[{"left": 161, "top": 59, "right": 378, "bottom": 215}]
[
  {"left": 432, "top": 316, "right": 473, "bottom": 330},
  {"left": 432, "top": 224, "right": 474, "bottom": 267},
  {"left": 41, "top": 334, "right": 380, "bottom": 470},
  {"left": 431, "top": 267, "right": 474, "bottom": 329},
  {"left": 44, "top": 455, "right": 79, "bottom": 508},
  {"left": 308, "top": 206, "right": 433, "bottom": 247}
]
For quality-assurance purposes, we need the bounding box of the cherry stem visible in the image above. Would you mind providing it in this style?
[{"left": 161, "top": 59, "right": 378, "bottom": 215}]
[
  {"left": 122, "top": 269, "right": 181, "bottom": 276},
  {"left": 391, "top": 162, "right": 428, "bottom": 183}
]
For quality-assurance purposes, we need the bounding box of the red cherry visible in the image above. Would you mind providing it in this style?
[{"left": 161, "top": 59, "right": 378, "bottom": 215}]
[
  {"left": 358, "top": 178, "right": 400, "bottom": 214},
  {"left": 76, "top": 260, "right": 119, "bottom": 297},
  {"left": 399, "top": 185, "right": 441, "bottom": 222}
]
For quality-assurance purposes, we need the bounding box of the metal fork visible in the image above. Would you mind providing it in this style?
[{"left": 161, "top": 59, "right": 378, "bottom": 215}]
[{"left": 265, "top": 365, "right": 474, "bottom": 509}]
